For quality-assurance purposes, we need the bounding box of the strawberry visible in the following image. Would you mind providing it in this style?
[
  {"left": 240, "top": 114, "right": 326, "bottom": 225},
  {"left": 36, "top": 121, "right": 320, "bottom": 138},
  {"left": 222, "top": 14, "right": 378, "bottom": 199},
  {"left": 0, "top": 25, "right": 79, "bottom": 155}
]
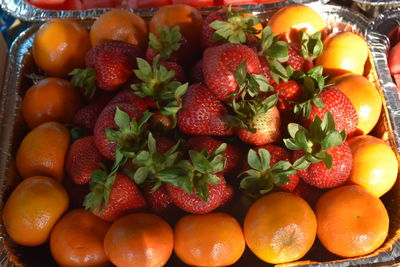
[
  {"left": 108, "top": 88, "right": 150, "bottom": 112},
  {"left": 259, "top": 56, "right": 275, "bottom": 85},
  {"left": 166, "top": 175, "right": 228, "bottom": 214},
  {"left": 302, "top": 87, "right": 358, "bottom": 137},
  {"left": 132, "top": 56, "right": 188, "bottom": 126},
  {"left": 273, "top": 80, "right": 302, "bottom": 113},
  {"left": 189, "top": 59, "right": 204, "bottom": 84},
  {"left": 234, "top": 105, "right": 281, "bottom": 145},
  {"left": 220, "top": 183, "right": 234, "bottom": 207},
  {"left": 186, "top": 135, "right": 242, "bottom": 175},
  {"left": 202, "top": 43, "right": 262, "bottom": 101},
  {"left": 65, "top": 136, "right": 103, "bottom": 185},
  {"left": 201, "top": 7, "right": 261, "bottom": 48},
  {"left": 155, "top": 136, "right": 176, "bottom": 154},
  {"left": 146, "top": 26, "right": 193, "bottom": 66},
  {"left": 93, "top": 103, "right": 150, "bottom": 160},
  {"left": 240, "top": 147, "right": 297, "bottom": 198},
  {"left": 71, "top": 42, "right": 143, "bottom": 96},
  {"left": 177, "top": 83, "right": 232, "bottom": 135},
  {"left": 284, "top": 112, "right": 352, "bottom": 189},
  {"left": 72, "top": 91, "right": 112, "bottom": 132},
  {"left": 85, "top": 172, "right": 147, "bottom": 222},
  {"left": 160, "top": 61, "right": 186, "bottom": 83},
  {"left": 143, "top": 184, "right": 174, "bottom": 214},
  {"left": 292, "top": 179, "right": 324, "bottom": 208},
  {"left": 286, "top": 44, "right": 305, "bottom": 71},
  {"left": 62, "top": 175, "right": 90, "bottom": 209}
]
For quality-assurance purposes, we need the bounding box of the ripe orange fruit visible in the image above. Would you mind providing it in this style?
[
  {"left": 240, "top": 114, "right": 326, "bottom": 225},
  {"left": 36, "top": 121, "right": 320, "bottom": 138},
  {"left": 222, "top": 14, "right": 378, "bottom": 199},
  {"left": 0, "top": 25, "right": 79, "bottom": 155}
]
[
  {"left": 244, "top": 192, "right": 317, "bottom": 264},
  {"left": 267, "top": 5, "right": 325, "bottom": 42},
  {"left": 174, "top": 212, "right": 245, "bottom": 266},
  {"left": 315, "top": 185, "right": 389, "bottom": 257},
  {"left": 316, "top": 32, "right": 369, "bottom": 77},
  {"left": 50, "top": 209, "right": 111, "bottom": 267},
  {"left": 16, "top": 121, "right": 70, "bottom": 182},
  {"left": 104, "top": 213, "right": 173, "bottom": 267},
  {"left": 21, "top": 77, "right": 83, "bottom": 129},
  {"left": 90, "top": 10, "right": 148, "bottom": 49},
  {"left": 32, "top": 18, "right": 91, "bottom": 78},
  {"left": 330, "top": 74, "right": 382, "bottom": 135},
  {"left": 2, "top": 176, "right": 69, "bottom": 246},
  {"left": 149, "top": 4, "right": 203, "bottom": 50},
  {"left": 347, "top": 135, "right": 398, "bottom": 197}
]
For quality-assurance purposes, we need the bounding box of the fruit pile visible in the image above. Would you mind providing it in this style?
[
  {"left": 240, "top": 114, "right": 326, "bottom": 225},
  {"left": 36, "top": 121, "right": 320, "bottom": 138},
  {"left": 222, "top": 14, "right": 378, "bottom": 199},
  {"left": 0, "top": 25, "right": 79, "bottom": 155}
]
[
  {"left": 2, "top": 4, "right": 399, "bottom": 267},
  {"left": 27, "top": 0, "right": 283, "bottom": 10},
  {"left": 388, "top": 26, "right": 400, "bottom": 93}
]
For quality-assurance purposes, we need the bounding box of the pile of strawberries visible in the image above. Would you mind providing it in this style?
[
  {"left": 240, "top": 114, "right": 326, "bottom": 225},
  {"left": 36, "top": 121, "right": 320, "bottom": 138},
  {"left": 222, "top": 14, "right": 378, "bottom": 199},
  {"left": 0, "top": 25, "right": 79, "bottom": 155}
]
[{"left": 61, "top": 5, "right": 361, "bottom": 224}]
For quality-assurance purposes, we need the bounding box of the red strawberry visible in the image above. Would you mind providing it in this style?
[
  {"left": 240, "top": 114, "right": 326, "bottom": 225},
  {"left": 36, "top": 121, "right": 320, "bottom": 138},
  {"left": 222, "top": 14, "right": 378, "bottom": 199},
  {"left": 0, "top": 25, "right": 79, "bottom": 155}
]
[
  {"left": 166, "top": 175, "right": 228, "bottom": 214},
  {"left": 143, "top": 184, "right": 174, "bottom": 214},
  {"left": 273, "top": 80, "right": 302, "bottom": 113},
  {"left": 259, "top": 56, "right": 274, "bottom": 85},
  {"left": 220, "top": 184, "right": 234, "bottom": 206},
  {"left": 161, "top": 61, "right": 186, "bottom": 83},
  {"left": 66, "top": 136, "right": 103, "bottom": 185},
  {"left": 284, "top": 112, "right": 352, "bottom": 189},
  {"left": 155, "top": 136, "right": 176, "bottom": 154},
  {"left": 71, "top": 42, "right": 143, "bottom": 97},
  {"left": 86, "top": 172, "right": 147, "bottom": 222},
  {"left": 202, "top": 43, "right": 261, "bottom": 101},
  {"left": 292, "top": 142, "right": 352, "bottom": 189},
  {"left": 177, "top": 83, "right": 232, "bottom": 135},
  {"left": 235, "top": 105, "right": 281, "bottom": 145},
  {"left": 189, "top": 59, "right": 204, "bottom": 84},
  {"left": 186, "top": 135, "right": 242, "bottom": 175},
  {"left": 93, "top": 103, "right": 144, "bottom": 160},
  {"left": 72, "top": 91, "right": 112, "bottom": 132},
  {"left": 108, "top": 88, "right": 149, "bottom": 112},
  {"left": 146, "top": 26, "right": 193, "bottom": 66},
  {"left": 201, "top": 11, "right": 226, "bottom": 48},
  {"left": 303, "top": 87, "right": 358, "bottom": 137},
  {"left": 286, "top": 44, "right": 305, "bottom": 71}
]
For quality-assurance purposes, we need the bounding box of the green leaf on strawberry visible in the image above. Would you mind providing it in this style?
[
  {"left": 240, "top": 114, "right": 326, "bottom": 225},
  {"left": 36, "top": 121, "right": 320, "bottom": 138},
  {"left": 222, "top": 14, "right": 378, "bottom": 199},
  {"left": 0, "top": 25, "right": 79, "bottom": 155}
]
[
  {"left": 300, "top": 30, "right": 323, "bottom": 60},
  {"left": 210, "top": 6, "right": 261, "bottom": 44},
  {"left": 149, "top": 26, "right": 182, "bottom": 61},
  {"left": 70, "top": 68, "right": 97, "bottom": 99},
  {"left": 84, "top": 169, "right": 116, "bottom": 214},
  {"left": 283, "top": 112, "right": 346, "bottom": 169},
  {"left": 240, "top": 148, "right": 296, "bottom": 199}
]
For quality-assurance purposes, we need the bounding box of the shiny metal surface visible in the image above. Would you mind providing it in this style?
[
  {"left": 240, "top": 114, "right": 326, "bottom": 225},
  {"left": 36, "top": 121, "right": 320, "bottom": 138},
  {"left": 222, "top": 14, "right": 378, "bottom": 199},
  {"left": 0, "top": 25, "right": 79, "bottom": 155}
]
[{"left": 0, "top": 2, "right": 399, "bottom": 266}]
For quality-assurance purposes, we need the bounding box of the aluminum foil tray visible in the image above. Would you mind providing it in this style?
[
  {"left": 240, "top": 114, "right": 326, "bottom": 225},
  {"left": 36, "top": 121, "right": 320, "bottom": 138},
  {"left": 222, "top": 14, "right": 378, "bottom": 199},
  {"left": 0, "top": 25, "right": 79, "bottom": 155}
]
[
  {"left": 1, "top": 2, "right": 400, "bottom": 267},
  {"left": 351, "top": 0, "right": 400, "bottom": 17},
  {"left": 0, "top": 0, "right": 329, "bottom": 21}
]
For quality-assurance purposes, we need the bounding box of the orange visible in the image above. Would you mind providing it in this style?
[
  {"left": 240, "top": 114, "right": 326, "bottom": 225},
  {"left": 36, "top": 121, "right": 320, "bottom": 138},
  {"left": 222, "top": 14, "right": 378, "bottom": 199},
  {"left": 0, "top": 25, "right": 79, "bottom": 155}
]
[
  {"left": 315, "top": 185, "right": 389, "bottom": 257},
  {"left": 174, "top": 212, "right": 245, "bottom": 266},
  {"left": 2, "top": 176, "right": 69, "bottom": 246},
  {"left": 32, "top": 18, "right": 91, "bottom": 78},
  {"left": 149, "top": 4, "right": 203, "bottom": 50},
  {"left": 90, "top": 10, "right": 148, "bottom": 49},
  {"left": 22, "top": 77, "right": 83, "bottom": 129},
  {"left": 104, "top": 213, "right": 173, "bottom": 267},
  {"left": 267, "top": 5, "right": 325, "bottom": 42},
  {"left": 16, "top": 121, "right": 70, "bottom": 182},
  {"left": 347, "top": 135, "right": 398, "bottom": 197},
  {"left": 243, "top": 192, "right": 317, "bottom": 264},
  {"left": 50, "top": 209, "right": 111, "bottom": 267},
  {"left": 316, "top": 32, "right": 369, "bottom": 77},
  {"left": 330, "top": 74, "right": 382, "bottom": 135}
]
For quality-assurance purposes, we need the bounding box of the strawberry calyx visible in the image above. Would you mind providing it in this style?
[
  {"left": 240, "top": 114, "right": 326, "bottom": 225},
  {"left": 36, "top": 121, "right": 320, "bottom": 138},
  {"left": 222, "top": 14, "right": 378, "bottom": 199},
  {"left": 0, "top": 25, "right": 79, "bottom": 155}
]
[
  {"left": 127, "top": 133, "right": 182, "bottom": 191},
  {"left": 209, "top": 6, "right": 261, "bottom": 44},
  {"left": 260, "top": 26, "right": 294, "bottom": 83},
  {"left": 240, "top": 148, "right": 296, "bottom": 199},
  {"left": 131, "top": 56, "right": 188, "bottom": 126},
  {"left": 291, "top": 66, "right": 328, "bottom": 119},
  {"left": 283, "top": 112, "right": 346, "bottom": 170},
  {"left": 149, "top": 26, "right": 182, "bottom": 61},
  {"left": 156, "top": 143, "right": 227, "bottom": 202},
  {"left": 106, "top": 108, "right": 152, "bottom": 159},
  {"left": 70, "top": 68, "right": 97, "bottom": 99},
  {"left": 299, "top": 30, "right": 323, "bottom": 60}
]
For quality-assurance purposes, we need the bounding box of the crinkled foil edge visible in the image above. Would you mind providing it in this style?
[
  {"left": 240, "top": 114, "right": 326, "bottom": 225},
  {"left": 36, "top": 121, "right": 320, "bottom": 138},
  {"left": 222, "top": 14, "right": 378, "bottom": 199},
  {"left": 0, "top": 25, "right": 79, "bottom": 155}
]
[{"left": 0, "top": 2, "right": 399, "bottom": 267}]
